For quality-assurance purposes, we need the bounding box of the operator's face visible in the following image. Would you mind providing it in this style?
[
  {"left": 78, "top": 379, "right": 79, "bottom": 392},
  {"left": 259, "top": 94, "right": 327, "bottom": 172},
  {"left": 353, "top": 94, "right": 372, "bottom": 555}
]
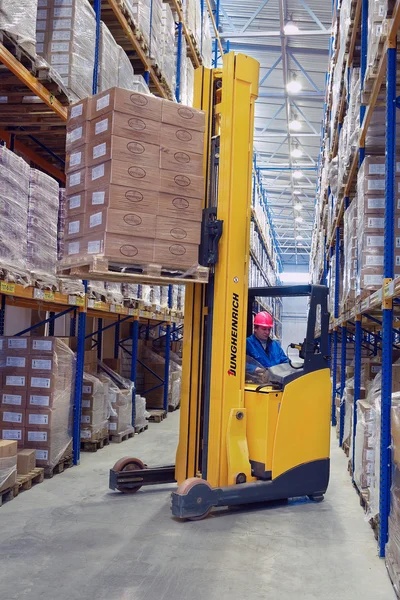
[{"left": 254, "top": 325, "right": 271, "bottom": 341}]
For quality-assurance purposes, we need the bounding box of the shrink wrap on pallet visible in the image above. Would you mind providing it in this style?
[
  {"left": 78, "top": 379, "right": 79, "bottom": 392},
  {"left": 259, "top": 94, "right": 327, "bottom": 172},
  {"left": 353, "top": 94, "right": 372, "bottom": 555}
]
[
  {"left": 0, "top": 454, "right": 17, "bottom": 493},
  {"left": 386, "top": 392, "right": 400, "bottom": 591},
  {"left": 25, "top": 339, "right": 75, "bottom": 469},
  {"left": 0, "top": 147, "right": 30, "bottom": 279},
  {"left": 135, "top": 394, "right": 149, "bottom": 429},
  {"left": 98, "top": 22, "right": 119, "bottom": 93},
  {"left": 27, "top": 169, "right": 59, "bottom": 286},
  {"left": 80, "top": 372, "right": 109, "bottom": 443},
  {"left": 0, "top": 0, "right": 38, "bottom": 57},
  {"left": 104, "top": 282, "right": 124, "bottom": 305},
  {"left": 57, "top": 188, "right": 66, "bottom": 261},
  {"left": 202, "top": 12, "right": 213, "bottom": 68},
  {"left": 36, "top": 0, "right": 96, "bottom": 101},
  {"left": 161, "top": 2, "right": 176, "bottom": 96},
  {"left": 121, "top": 283, "right": 139, "bottom": 301},
  {"left": 98, "top": 364, "right": 134, "bottom": 436},
  {"left": 125, "top": 0, "right": 151, "bottom": 48},
  {"left": 341, "top": 200, "right": 357, "bottom": 309},
  {"left": 117, "top": 45, "right": 135, "bottom": 90}
]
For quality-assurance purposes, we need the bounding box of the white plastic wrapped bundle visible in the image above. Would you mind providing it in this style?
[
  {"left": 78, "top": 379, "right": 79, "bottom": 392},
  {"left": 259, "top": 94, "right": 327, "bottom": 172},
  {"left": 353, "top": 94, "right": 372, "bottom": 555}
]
[
  {"left": 57, "top": 187, "right": 66, "bottom": 261},
  {"left": 135, "top": 394, "right": 149, "bottom": 429},
  {"left": 142, "top": 284, "right": 152, "bottom": 305},
  {"left": 36, "top": 0, "right": 96, "bottom": 101},
  {"left": 88, "top": 280, "right": 106, "bottom": 300},
  {"left": 161, "top": 3, "right": 176, "bottom": 95},
  {"left": 341, "top": 200, "right": 357, "bottom": 308},
  {"left": 160, "top": 286, "right": 169, "bottom": 308},
  {"left": 386, "top": 392, "right": 400, "bottom": 588},
  {"left": 152, "top": 285, "right": 161, "bottom": 305},
  {"left": 186, "top": 59, "right": 195, "bottom": 107},
  {"left": 149, "top": 0, "right": 163, "bottom": 67},
  {"left": 26, "top": 338, "right": 75, "bottom": 468},
  {"left": 98, "top": 364, "right": 135, "bottom": 436},
  {"left": 130, "top": 74, "right": 150, "bottom": 95},
  {"left": 27, "top": 169, "right": 59, "bottom": 284},
  {"left": 177, "top": 285, "right": 185, "bottom": 311},
  {"left": 98, "top": 22, "right": 119, "bottom": 93},
  {"left": 0, "top": 147, "right": 30, "bottom": 276},
  {"left": 0, "top": 0, "right": 38, "bottom": 56},
  {"left": 367, "top": 0, "right": 389, "bottom": 74},
  {"left": 0, "top": 454, "right": 17, "bottom": 493},
  {"left": 126, "top": 0, "right": 151, "bottom": 48},
  {"left": 104, "top": 282, "right": 124, "bottom": 305},
  {"left": 171, "top": 285, "right": 178, "bottom": 310},
  {"left": 121, "top": 283, "right": 140, "bottom": 300},
  {"left": 202, "top": 12, "right": 213, "bottom": 68},
  {"left": 117, "top": 46, "right": 135, "bottom": 90},
  {"left": 80, "top": 372, "right": 109, "bottom": 443}
]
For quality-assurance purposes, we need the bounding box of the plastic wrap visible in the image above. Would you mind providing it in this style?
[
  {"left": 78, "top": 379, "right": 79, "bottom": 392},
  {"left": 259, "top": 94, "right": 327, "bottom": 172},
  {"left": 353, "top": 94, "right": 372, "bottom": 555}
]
[
  {"left": 160, "top": 286, "right": 169, "bottom": 308},
  {"left": 104, "top": 282, "right": 124, "bottom": 305},
  {"left": 126, "top": 0, "right": 151, "bottom": 47},
  {"left": 0, "top": 146, "right": 30, "bottom": 278},
  {"left": 202, "top": 12, "right": 213, "bottom": 68},
  {"left": 342, "top": 377, "right": 354, "bottom": 449},
  {"left": 98, "top": 22, "right": 120, "bottom": 92},
  {"left": 121, "top": 283, "right": 140, "bottom": 301},
  {"left": 141, "top": 284, "right": 152, "bottom": 305},
  {"left": 130, "top": 74, "right": 150, "bottom": 95},
  {"left": 0, "top": 0, "right": 38, "bottom": 56},
  {"left": 0, "top": 454, "right": 17, "bottom": 493},
  {"left": 57, "top": 187, "right": 66, "bottom": 261},
  {"left": 161, "top": 2, "right": 176, "bottom": 96},
  {"left": 135, "top": 394, "right": 149, "bottom": 429},
  {"left": 27, "top": 169, "right": 59, "bottom": 286},
  {"left": 36, "top": 0, "right": 96, "bottom": 101},
  {"left": 186, "top": 60, "right": 195, "bottom": 107},
  {"left": 367, "top": 0, "right": 389, "bottom": 76},
  {"left": 24, "top": 338, "right": 75, "bottom": 469},
  {"left": 117, "top": 45, "right": 135, "bottom": 90},
  {"left": 88, "top": 280, "right": 106, "bottom": 300},
  {"left": 98, "top": 365, "right": 134, "bottom": 436},
  {"left": 57, "top": 277, "right": 85, "bottom": 296},
  {"left": 386, "top": 392, "right": 400, "bottom": 590},
  {"left": 80, "top": 372, "right": 109, "bottom": 442},
  {"left": 341, "top": 200, "right": 357, "bottom": 309}
]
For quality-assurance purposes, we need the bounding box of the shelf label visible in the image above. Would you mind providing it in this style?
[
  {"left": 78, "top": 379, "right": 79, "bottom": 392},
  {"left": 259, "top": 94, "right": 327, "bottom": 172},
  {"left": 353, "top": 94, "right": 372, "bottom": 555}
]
[
  {"left": 115, "top": 305, "right": 124, "bottom": 314},
  {"left": 128, "top": 308, "right": 138, "bottom": 316},
  {"left": 0, "top": 282, "right": 15, "bottom": 294},
  {"left": 44, "top": 291, "right": 55, "bottom": 302},
  {"left": 34, "top": 289, "right": 44, "bottom": 300},
  {"left": 110, "top": 304, "right": 116, "bottom": 313},
  {"left": 69, "top": 295, "right": 85, "bottom": 307},
  {"left": 384, "top": 281, "right": 395, "bottom": 298}
]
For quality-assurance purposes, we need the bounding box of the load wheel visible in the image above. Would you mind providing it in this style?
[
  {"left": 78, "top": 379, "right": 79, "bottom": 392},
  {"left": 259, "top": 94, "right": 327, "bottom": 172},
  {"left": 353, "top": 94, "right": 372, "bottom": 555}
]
[
  {"left": 112, "top": 457, "right": 145, "bottom": 494},
  {"left": 308, "top": 494, "right": 324, "bottom": 503},
  {"left": 174, "top": 477, "right": 213, "bottom": 521}
]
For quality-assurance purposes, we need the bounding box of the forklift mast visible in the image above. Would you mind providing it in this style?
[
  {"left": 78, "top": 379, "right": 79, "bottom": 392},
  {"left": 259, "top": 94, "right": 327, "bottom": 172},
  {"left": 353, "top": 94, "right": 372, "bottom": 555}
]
[{"left": 175, "top": 52, "right": 260, "bottom": 488}]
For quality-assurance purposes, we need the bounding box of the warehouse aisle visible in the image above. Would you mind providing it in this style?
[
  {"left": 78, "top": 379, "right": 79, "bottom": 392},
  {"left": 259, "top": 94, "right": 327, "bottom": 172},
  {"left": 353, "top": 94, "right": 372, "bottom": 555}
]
[{"left": 0, "top": 415, "right": 395, "bottom": 600}]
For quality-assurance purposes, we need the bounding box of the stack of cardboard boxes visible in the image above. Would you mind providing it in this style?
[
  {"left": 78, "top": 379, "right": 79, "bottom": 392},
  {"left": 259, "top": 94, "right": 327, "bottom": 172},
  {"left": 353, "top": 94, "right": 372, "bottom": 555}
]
[
  {"left": 0, "top": 337, "right": 75, "bottom": 468},
  {"left": 80, "top": 373, "right": 109, "bottom": 443},
  {"left": 0, "top": 440, "right": 17, "bottom": 495},
  {"left": 63, "top": 87, "right": 205, "bottom": 271}
]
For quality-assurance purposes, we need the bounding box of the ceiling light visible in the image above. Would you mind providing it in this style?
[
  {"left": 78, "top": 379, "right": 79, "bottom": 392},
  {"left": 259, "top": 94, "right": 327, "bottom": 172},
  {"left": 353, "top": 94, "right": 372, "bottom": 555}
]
[
  {"left": 296, "top": 235, "right": 303, "bottom": 240},
  {"left": 284, "top": 18, "right": 299, "bottom": 35},
  {"left": 289, "top": 118, "right": 301, "bottom": 131},
  {"left": 298, "top": 242, "right": 303, "bottom": 246},
  {"left": 294, "top": 203, "right": 303, "bottom": 210},
  {"left": 291, "top": 147, "right": 302, "bottom": 158},
  {"left": 293, "top": 189, "right": 302, "bottom": 195},
  {"left": 295, "top": 216, "right": 303, "bottom": 223},
  {"left": 293, "top": 170, "right": 303, "bottom": 179},
  {"left": 286, "top": 74, "right": 302, "bottom": 94}
]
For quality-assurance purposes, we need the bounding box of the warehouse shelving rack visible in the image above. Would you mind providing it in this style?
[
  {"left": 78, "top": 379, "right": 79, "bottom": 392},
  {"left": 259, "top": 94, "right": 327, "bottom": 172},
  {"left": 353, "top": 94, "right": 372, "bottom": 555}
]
[{"left": 316, "top": 0, "right": 400, "bottom": 557}]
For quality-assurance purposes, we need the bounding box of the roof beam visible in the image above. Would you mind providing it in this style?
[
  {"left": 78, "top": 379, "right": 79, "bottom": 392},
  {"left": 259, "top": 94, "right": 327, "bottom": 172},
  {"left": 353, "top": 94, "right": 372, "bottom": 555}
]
[{"left": 220, "top": 29, "right": 331, "bottom": 38}]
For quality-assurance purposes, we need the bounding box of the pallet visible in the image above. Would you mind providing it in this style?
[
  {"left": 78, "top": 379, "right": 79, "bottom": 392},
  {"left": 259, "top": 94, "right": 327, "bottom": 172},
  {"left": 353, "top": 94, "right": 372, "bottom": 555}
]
[
  {"left": 168, "top": 403, "right": 180, "bottom": 412},
  {"left": 80, "top": 435, "right": 110, "bottom": 453},
  {"left": 0, "top": 482, "right": 20, "bottom": 507},
  {"left": 135, "top": 423, "right": 148, "bottom": 434},
  {"left": 148, "top": 409, "right": 167, "bottom": 423},
  {"left": 17, "top": 467, "right": 44, "bottom": 492},
  {"left": 109, "top": 428, "right": 135, "bottom": 444},
  {"left": 44, "top": 454, "right": 73, "bottom": 478},
  {"left": 58, "top": 256, "right": 209, "bottom": 286}
]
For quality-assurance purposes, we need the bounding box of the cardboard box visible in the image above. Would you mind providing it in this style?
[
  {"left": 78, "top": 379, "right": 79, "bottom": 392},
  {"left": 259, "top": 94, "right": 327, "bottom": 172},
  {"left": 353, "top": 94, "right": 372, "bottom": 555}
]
[
  {"left": 160, "top": 123, "right": 204, "bottom": 154},
  {"left": 26, "top": 409, "right": 54, "bottom": 428},
  {"left": 17, "top": 449, "right": 36, "bottom": 474},
  {"left": 66, "top": 191, "right": 86, "bottom": 217},
  {"left": 24, "top": 427, "right": 51, "bottom": 447},
  {"left": 103, "top": 358, "right": 121, "bottom": 372},
  {"left": 86, "top": 160, "right": 160, "bottom": 192},
  {"left": 28, "top": 373, "right": 56, "bottom": 392},
  {"left": 4, "top": 337, "right": 29, "bottom": 353},
  {"left": 66, "top": 147, "right": 87, "bottom": 174},
  {"left": 30, "top": 337, "right": 56, "bottom": 355},
  {"left": 155, "top": 215, "right": 201, "bottom": 244},
  {"left": 160, "top": 169, "right": 204, "bottom": 200},
  {"left": 161, "top": 100, "right": 205, "bottom": 132},
  {"left": 82, "top": 376, "right": 96, "bottom": 397},
  {"left": 84, "top": 184, "right": 159, "bottom": 215},
  {"left": 66, "top": 168, "right": 86, "bottom": 194},
  {"left": 1, "top": 392, "right": 26, "bottom": 408},
  {"left": 89, "top": 88, "right": 163, "bottom": 121},
  {"left": 28, "top": 356, "right": 55, "bottom": 373},
  {"left": 89, "top": 112, "right": 161, "bottom": 146},
  {"left": 68, "top": 98, "right": 90, "bottom": 126},
  {"left": 0, "top": 439, "right": 17, "bottom": 458},
  {"left": 81, "top": 396, "right": 97, "bottom": 410},
  {"left": 0, "top": 426, "right": 24, "bottom": 447},
  {"left": 27, "top": 391, "right": 56, "bottom": 409},
  {"left": 0, "top": 407, "right": 25, "bottom": 426},
  {"left": 32, "top": 448, "right": 51, "bottom": 466},
  {"left": 153, "top": 239, "right": 199, "bottom": 269},
  {"left": 3, "top": 355, "right": 28, "bottom": 369},
  {"left": 87, "top": 136, "right": 160, "bottom": 169},
  {"left": 66, "top": 121, "right": 88, "bottom": 153},
  {"left": 84, "top": 208, "right": 156, "bottom": 238},
  {"left": 3, "top": 373, "right": 28, "bottom": 390},
  {"left": 159, "top": 146, "right": 203, "bottom": 177},
  {"left": 64, "top": 214, "right": 85, "bottom": 240},
  {"left": 66, "top": 232, "right": 154, "bottom": 265},
  {"left": 158, "top": 192, "right": 202, "bottom": 222}
]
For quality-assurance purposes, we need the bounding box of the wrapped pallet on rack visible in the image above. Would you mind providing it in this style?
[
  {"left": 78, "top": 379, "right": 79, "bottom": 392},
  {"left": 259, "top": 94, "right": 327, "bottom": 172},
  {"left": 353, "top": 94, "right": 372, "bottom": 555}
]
[
  {"left": 117, "top": 45, "right": 135, "bottom": 90},
  {"left": 98, "top": 22, "right": 120, "bottom": 93},
  {"left": 98, "top": 363, "right": 135, "bottom": 441},
  {"left": 0, "top": 0, "right": 38, "bottom": 57},
  {"left": 0, "top": 146, "right": 30, "bottom": 283},
  {"left": 36, "top": 0, "right": 96, "bottom": 101},
  {"left": 161, "top": 2, "right": 176, "bottom": 97},
  {"left": 80, "top": 373, "right": 109, "bottom": 449},
  {"left": 0, "top": 440, "right": 17, "bottom": 496}
]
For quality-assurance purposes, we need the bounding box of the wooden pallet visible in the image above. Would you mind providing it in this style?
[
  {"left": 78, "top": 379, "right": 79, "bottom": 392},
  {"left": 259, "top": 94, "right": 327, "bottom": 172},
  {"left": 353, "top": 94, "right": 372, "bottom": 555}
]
[
  {"left": 81, "top": 435, "right": 110, "bottom": 453},
  {"left": 58, "top": 257, "right": 209, "bottom": 286},
  {"left": 109, "top": 428, "right": 135, "bottom": 444},
  {"left": 148, "top": 409, "right": 167, "bottom": 423},
  {"left": 44, "top": 454, "right": 74, "bottom": 478},
  {"left": 17, "top": 467, "right": 44, "bottom": 492},
  {"left": 135, "top": 423, "right": 148, "bottom": 434},
  {"left": 168, "top": 403, "right": 180, "bottom": 412},
  {"left": 0, "top": 482, "right": 20, "bottom": 507}
]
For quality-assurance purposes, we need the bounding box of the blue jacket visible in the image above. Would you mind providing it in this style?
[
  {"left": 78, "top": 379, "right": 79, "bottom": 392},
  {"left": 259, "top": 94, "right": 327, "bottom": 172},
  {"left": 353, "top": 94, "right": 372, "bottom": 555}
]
[{"left": 246, "top": 334, "right": 289, "bottom": 372}]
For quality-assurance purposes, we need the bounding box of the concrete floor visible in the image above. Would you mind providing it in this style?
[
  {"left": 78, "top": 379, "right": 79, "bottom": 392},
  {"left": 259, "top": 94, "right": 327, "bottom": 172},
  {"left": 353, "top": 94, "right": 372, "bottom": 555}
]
[{"left": 0, "top": 414, "right": 396, "bottom": 600}]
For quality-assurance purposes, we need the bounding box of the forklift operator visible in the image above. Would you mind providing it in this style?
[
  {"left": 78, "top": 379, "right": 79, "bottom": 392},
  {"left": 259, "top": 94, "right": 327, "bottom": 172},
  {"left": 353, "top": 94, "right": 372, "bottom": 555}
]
[{"left": 246, "top": 311, "right": 289, "bottom": 373}]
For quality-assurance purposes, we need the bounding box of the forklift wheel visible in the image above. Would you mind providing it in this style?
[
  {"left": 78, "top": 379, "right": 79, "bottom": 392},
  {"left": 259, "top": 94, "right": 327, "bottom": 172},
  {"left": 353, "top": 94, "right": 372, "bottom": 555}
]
[
  {"left": 175, "top": 477, "right": 213, "bottom": 521},
  {"left": 308, "top": 494, "right": 324, "bottom": 503},
  {"left": 112, "top": 457, "right": 145, "bottom": 494}
]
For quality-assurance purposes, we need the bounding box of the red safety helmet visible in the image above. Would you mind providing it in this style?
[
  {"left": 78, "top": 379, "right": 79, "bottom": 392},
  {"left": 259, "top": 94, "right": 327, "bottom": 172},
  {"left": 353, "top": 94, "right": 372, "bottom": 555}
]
[{"left": 254, "top": 311, "right": 273, "bottom": 328}]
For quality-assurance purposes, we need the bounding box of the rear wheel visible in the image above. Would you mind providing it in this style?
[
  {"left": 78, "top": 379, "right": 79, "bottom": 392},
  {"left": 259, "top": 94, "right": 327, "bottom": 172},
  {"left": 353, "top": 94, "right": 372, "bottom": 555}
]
[
  {"left": 175, "top": 477, "right": 213, "bottom": 520},
  {"left": 308, "top": 494, "right": 324, "bottom": 503},
  {"left": 113, "top": 457, "right": 145, "bottom": 494}
]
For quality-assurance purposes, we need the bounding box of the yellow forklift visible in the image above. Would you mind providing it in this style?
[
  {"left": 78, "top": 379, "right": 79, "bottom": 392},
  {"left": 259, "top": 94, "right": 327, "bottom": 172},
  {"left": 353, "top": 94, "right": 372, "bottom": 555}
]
[{"left": 109, "top": 52, "right": 332, "bottom": 519}]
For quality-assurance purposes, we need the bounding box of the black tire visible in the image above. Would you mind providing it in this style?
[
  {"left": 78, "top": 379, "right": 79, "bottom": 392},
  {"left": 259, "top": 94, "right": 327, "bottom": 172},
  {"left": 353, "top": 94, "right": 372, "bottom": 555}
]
[{"left": 308, "top": 494, "right": 324, "bottom": 503}]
